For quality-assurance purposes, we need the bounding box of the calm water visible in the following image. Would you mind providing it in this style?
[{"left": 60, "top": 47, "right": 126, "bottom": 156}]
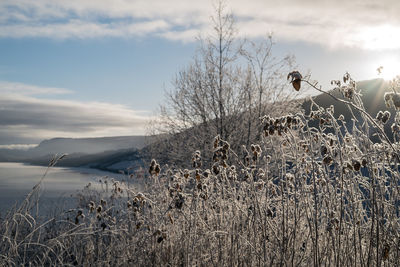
[{"left": 0, "top": 162, "right": 124, "bottom": 215}]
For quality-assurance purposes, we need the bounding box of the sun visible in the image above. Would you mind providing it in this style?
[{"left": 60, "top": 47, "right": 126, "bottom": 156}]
[{"left": 376, "top": 58, "right": 400, "bottom": 81}]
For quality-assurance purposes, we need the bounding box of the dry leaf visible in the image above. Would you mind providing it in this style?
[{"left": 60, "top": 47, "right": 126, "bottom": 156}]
[
  {"left": 293, "top": 79, "right": 301, "bottom": 91},
  {"left": 288, "top": 71, "right": 302, "bottom": 91}
]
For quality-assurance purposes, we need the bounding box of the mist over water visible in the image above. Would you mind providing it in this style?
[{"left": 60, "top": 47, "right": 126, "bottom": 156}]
[{"left": 0, "top": 162, "right": 121, "bottom": 215}]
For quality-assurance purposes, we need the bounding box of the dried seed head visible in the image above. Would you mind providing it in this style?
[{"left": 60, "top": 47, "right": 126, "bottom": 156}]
[
  {"left": 392, "top": 94, "right": 400, "bottom": 109},
  {"left": 155, "top": 164, "right": 160, "bottom": 175},
  {"left": 183, "top": 169, "right": 190, "bottom": 179},
  {"left": 382, "top": 111, "right": 391, "bottom": 123},
  {"left": 213, "top": 135, "right": 220, "bottom": 148},
  {"left": 323, "top": 156, "right": 333, "bottom": 165},
  {"left": 352, "top": 160, "right": 361, "bottom": 171},
  {"left": 392, "top": 123, "right": 400, "bottom": 133},
  {"left": 150, "top": 159, "right": 156, "bottom": 167},
  {"left": 175, "top": 193, "right": 185, "bottom": 209},
  {"left": 361, "top": 158, "right": 367, "bottom": 167},
  {"left": 212, "top": 164, "right": 219, "bottom": 175},
  {"left": 376, "top": 111, "right": 383, "bottom": 121},
  {"left": 320, "top": 145, "right": 328, "bottom": 156},
  {"left": 377, "top": 110, "right": 391, "bottom": 123},
  {"left": 382, "top": 244, "right": 390, "bottom": 261},
  {"left": 136, "top": 192, "right": 145, "bottom": 200}
]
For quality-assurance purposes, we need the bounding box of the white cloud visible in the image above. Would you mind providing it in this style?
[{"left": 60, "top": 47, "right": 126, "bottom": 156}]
[
  {"left": 0, "top": 81, "right": 72, "bottom": 95},
  {"left": 0, "top": 144, "right": 37, "bottom": 150},
  {"left": 1, "top": 0, "right": 400, "bottom": 49},
  {"left": 0, "top": 19, "right": 170, "bottom": 39},
  {"left": 159, "top": 28, "right": 203, "bottom": 43},
  {"left": 0, "top": 81, "right": 151, "bottom": 145}
]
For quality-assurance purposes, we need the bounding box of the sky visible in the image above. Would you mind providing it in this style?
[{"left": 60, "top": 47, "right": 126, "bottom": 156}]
[{"left": 1, "top": 0, "right": 400, "bottom": 147}]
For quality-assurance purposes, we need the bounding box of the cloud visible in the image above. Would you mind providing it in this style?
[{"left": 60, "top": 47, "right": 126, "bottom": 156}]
[
  {"left": 0, "top": 81, "right": 150, "bottom": 145},
  {"left": 0, "top": 144, "right": 37, "bottom": 150},
  {"left": 0, "top": 81, "right": 72, "bottom": 95},
  {"left": 230, "top": 0, "right": 400, "bottom": 50},
  {"left": 1, "top": 0, "right": 400, "bottom": 49},
  {"left": 0, "top": 19, "right": 170, "bottom": 39}
]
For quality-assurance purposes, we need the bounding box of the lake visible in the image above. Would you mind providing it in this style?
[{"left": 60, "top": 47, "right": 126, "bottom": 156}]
[{"left": 0, "top": 162, "right": 127, "bottom": 216}]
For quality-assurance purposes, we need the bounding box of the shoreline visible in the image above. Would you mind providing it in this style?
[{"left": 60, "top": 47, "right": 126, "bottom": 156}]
[
  {"left": 0, "top": 162, "right": 142, "bottom": 215},
  {"left": 0, "top": 160, "right": 127, "bottom": 179}
]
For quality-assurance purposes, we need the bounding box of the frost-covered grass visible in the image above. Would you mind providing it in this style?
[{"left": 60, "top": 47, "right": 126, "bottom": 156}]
[{"left": 1, "top": 73, "right": 400, "bottom": 266}]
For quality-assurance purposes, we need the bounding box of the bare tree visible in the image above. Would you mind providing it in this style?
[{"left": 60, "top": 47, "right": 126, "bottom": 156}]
[
  {"left": 240, "top": 36, "right": 298, "bottom": 144},
  {"left": 150, "top": 1, "right": 301, "bottom": 167}
]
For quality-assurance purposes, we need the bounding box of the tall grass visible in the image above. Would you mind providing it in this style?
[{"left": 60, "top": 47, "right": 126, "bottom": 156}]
[{"left": 1, "top": 73, "right": 399, "bottom": 266}]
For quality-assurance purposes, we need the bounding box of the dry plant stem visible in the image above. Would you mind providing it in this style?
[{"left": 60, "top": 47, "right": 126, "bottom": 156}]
[{"left": 304, "top": 120, "right": 320, "bottom": 266}]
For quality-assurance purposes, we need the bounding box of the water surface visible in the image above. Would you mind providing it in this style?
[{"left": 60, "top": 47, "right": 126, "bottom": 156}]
[{"left": 0, "top": 162, "right": 123, "bottom": 215}]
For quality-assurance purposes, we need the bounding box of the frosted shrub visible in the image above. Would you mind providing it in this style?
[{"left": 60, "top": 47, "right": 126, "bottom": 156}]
[{"left": 1, "top": 73, "right": 400, "bottom": 266}]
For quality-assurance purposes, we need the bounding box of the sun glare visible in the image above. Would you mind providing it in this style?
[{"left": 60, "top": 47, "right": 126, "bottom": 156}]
[{"left": 376, "top": 58, "right": 400, "bottom": 81}]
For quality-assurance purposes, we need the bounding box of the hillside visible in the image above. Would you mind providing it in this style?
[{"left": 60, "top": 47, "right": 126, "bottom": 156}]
[
  {"left": 0, "top": 135, "right": 154, "bottom": 170},
  {"left": 24, "top": 148, "right": 147, "bottom": 173},
  {"left": 302, "top": 78, "right": 394, "bottom": 140},
  {"left": 32, "top": 135, "right": 150, "bottom": 155}
]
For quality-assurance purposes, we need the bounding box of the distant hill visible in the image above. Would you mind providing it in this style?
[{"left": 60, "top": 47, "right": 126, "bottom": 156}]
[
  {"left": 32, "top": 136, "right": 151, "bottom": 155},
  {"left": 24, "top": 148, "right": 147, "bottom": 174},
  {"left": 302, "top": 78, "right": 395, "bottom": 141},
  {"left": 303, "top": 78, "right": 389, "bottom": 116},
  {"left": 0, "top": 135, "right": 154, "bottom": 168}
]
